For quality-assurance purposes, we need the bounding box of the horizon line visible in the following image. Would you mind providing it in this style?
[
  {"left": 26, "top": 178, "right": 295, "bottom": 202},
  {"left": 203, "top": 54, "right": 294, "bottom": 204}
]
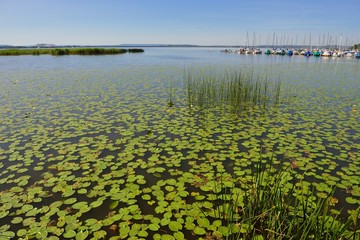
[{"left": 0, "top": 43, "right": 356, "bottom": 48}]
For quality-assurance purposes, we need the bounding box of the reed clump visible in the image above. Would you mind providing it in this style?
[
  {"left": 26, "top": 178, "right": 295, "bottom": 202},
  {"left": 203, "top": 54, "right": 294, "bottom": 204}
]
[
  {"left": 205, "top": 155, "right": 359, "bottom": 240},
  {"left": 0, "top": 48, "right": 143, "bottom": 56},
  {"left": 184, "top": 69, "right": 282, "bottom": 115}
]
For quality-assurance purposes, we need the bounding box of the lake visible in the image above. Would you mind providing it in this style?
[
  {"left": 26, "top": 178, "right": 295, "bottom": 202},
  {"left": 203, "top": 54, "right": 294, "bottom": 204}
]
[{"left": 0, "top": 48, "right": 359, "bottom": 239}]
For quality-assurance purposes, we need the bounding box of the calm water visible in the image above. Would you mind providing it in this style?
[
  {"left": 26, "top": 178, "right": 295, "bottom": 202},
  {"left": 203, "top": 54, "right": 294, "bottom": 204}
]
[{"left": 0, "top": 48, "right": 359, "bottom": 239}]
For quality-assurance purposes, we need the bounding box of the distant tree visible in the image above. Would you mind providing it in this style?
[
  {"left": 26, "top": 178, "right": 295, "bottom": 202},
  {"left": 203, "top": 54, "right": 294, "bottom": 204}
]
[{"left": 352, "top": 43, "right": 360, "bottom": 50}]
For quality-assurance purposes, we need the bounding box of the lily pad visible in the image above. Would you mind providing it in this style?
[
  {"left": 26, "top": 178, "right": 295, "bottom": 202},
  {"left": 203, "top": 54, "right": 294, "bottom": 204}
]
[
  {"left": 169, "top": 221, "right": 182, "bottom": 232},
  {"left": 63, "top": 230, "right": 76, "bottom": 238}
]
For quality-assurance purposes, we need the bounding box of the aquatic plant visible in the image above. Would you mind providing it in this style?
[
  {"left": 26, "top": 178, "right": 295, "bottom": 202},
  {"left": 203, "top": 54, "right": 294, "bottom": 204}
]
[
  {"left": 201, "top": 154, "right": 359, "bottom": 240},
  {"left": 51, "top": 48, "right": 70, "bottom": 55},
  {"left": 65, "top": 48, "right": 127, "bottom": 55},
  {"left": 0, "top": 60, "right": 358, "bottom": 240},
  {"left": 128, "top": 48, "right": 145, "bottom": 53},
  {"left": 0, "top": 48, "right": 143, "bottom": 56},
  {"left": 184, "top": 68, "right": 283, "bottom": 115}
]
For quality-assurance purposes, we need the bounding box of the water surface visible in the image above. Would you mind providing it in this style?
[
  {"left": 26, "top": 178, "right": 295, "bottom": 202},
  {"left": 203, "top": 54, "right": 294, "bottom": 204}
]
[{"left": 0, "top": 48, "right": 359, "bottom": 239}]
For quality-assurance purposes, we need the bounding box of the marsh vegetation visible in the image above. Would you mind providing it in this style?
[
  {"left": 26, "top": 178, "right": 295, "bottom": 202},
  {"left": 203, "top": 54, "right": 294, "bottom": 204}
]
[
  {"left": 0, "top": 48, "right": 144, "bottom": 56},
  {"left": 184, "top": 68, "right": 284, "bottom": 115}
]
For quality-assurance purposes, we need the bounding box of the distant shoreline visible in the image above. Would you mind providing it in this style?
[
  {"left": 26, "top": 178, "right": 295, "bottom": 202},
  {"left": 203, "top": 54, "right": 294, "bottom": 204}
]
[{"left": 0, "top": 44, "right": 354, "bottom": 49}]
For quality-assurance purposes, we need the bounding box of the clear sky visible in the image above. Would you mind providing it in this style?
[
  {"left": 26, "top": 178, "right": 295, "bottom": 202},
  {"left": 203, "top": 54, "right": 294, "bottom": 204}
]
[{"left": 1, "top": 0, "right": 359, "bottom": 46}]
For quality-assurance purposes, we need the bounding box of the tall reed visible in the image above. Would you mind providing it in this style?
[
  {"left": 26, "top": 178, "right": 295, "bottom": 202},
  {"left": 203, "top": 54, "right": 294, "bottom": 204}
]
[
  {"left": 205, "top": 154, "right": 359, "bottom": 240},
  {"left": 184, "top": 69, "right": 283, "bottom": 115},
  {"left": 0, "top": 48, "right": 143, "bottom": 56}
]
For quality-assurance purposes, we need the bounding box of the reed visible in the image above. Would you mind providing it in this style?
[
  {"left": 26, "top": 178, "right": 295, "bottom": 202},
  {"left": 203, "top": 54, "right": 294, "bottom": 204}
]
[
  {"left": 184, "top": 69, "right": 283, "bottom": 115},
  {"left": 0, "top": 48, "right": 143, "bottom": 56},
  {"left": 207, "top": 153, "right": 359, "bottom": 240},
  {"left": 167, "top": 82, "right": 175, "bottom": 107}
]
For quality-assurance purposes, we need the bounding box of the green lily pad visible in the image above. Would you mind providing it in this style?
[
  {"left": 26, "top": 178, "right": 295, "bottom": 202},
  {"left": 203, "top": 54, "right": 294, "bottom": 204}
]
[
  {"left": 90, "top": 199, "right": 104, "bottom": 208},
  {"left": 72, "top": 201, "right": 88, "bottom": 210},
  {"left": 169, "top": 221, "right": 182, "bottom": 232},
  {"left": 173, "top": 231, "right": 185, "bottom": 240},
  {"left": 345, "top": 197, "right": 358, "bottom": 204},
  {"left": 75, "top": 230, "right": 89, "bottom": 240},
  {"left": 17, "top": 229, "right": 27, "bottom": 237},
  {"left": 197, "top": 218, "right": 210, "bottom": 228},
  {"left": 11, "top": 217, "right": 23, "bottom": 224},
  {"left": 109, "top": 201, "right": 119, "bottom": 209},
  {"left": 138, "top": 230, "right": 148, "bottom": 238},
  {"left": 63, "top": 198, "right": 77, "bottom": 205},
  {"left": 63, "top": 230, "right": 76, "bottom": 238},
  {"left": 0, "top": 211, "right": 9, "bottom": 218},
  {"left": 193, "top": 226, "right": 206, "bottom": 235},
  {"left": 161, "top": 234, "right": 175, "bottom": 240},
  {"left": 93, "top": 230, "right": 107, "bottom": 239},
  {"left": 148, "top": 223, "right": 160, "bottom": 231}
]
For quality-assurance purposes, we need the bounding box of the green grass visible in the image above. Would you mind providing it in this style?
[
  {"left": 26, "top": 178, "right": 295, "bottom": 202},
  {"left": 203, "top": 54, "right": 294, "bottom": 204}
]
[
  {"left": 0, "top": 48, "right": 144, "bottom": 56},
  {"left": 203, "top": 154, "right": 360, "bottom": 240},
  {"left": 184, "top": 68, "right": 283, "bottom": 115}
]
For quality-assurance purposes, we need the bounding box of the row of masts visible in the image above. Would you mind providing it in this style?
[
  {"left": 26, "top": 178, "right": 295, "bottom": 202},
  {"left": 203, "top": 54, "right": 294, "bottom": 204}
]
[{"left": 235, "top": 32, "right": 358, "bottom": 51}]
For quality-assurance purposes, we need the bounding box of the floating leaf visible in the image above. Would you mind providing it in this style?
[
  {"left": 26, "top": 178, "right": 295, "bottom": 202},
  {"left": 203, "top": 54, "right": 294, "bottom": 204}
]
[
  {"left": 72, "top": 201, "right": 87, "bottom": 210},
  {"left": 173, "top": 231, "right": 185, "bottom": 240},
  {"left": 63, "top": 230, "right": 76, "bottom": 238},
  {"left": 0, "top": 211, "right": 9, "bottom": 218},
  {"left": 85, "top": 218, "right": 98, "bottom": 226},
  {"left": 11, "top": 217, "right": 23, "bottom": 224},
  {"left": 148, "top": 223, "right": 160, "bottom": 231},
  {"left": 35, "top": 227, "right": 48, "bottom": 240},
  {"left": 197, "top": 218, "right": 210, "bottom": 228},
  {"left": 138, "top": 230, "right": 148, "bottom": 238},
  {"left": 169, "top": 221, "right": 182, "bottom": 232},
  {"left": 109, "top": 201, "right": 119, "bottom": 209},
  {"left": 17, "top": 229, "right": 27, "bottom": 237},
  {"left": 161, "top": 234, "right": 174, "bottom": 240},
  {"left": 78, "top": 188, "right": 87, "bottom": 194},
  {"left": 345, "top": 197, "right": 358, "bottom": 204},
  {"left": 90, "top": 199, "right": 104, "bottom": 208},
  {"left": 64, "top": 198, "right": 77, "bottom": 205},
  {"left": 93, "top": 230, "right": 107, "bottom": 239},
  {"left": 193, "top": 226, "right": 206, "bottom": 235}
]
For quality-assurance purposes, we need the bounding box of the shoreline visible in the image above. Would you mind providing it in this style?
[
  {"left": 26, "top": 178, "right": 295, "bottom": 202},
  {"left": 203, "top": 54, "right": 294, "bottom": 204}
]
[{"left": 0, "top": 48, "right": 144, "bottom": 56}]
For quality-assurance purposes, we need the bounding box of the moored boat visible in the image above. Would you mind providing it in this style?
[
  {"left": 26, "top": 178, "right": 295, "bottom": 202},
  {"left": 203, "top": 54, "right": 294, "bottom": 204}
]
[
  {"left": 304, "top": 50, "right": 311, "bottom": 57},
  {"left": 245, "top": 48, "right": 253, "bottom": 54},
  {"left": 253, "top": 48, "right": 262, "bottom": 54},
  {"left": 313, "top": 50, "right": 321, "bottom": 57},
  {"left": 277, "top": 49, "right": 286, "bottom": 55},
  {"left": 322, "top": 50, "right": 332, "bottom": 57},
  {"left": 332, "top": 51, "right": 343, "bottom": 57},
  {"left": 265, "top": 49, "right": 271, "bottom": 55},
  {"left": 344, "top": 51, "right": 355, "bottom": 57}
]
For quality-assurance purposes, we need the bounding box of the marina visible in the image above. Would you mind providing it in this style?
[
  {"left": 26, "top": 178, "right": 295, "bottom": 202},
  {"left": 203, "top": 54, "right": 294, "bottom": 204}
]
[{"left": 223, "top": 47, "right": 360, "bottom": 58}]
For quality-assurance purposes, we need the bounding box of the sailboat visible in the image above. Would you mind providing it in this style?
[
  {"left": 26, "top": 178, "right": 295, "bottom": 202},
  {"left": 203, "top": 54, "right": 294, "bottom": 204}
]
[{"left": 322, "top": 50, "right": 332, "bottom": 57}]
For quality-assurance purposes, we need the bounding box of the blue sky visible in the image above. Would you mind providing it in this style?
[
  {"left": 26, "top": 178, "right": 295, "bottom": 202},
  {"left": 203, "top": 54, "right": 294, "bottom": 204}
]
[{"left": 0, "top": 0, "right": 359, "bottom": 46}]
